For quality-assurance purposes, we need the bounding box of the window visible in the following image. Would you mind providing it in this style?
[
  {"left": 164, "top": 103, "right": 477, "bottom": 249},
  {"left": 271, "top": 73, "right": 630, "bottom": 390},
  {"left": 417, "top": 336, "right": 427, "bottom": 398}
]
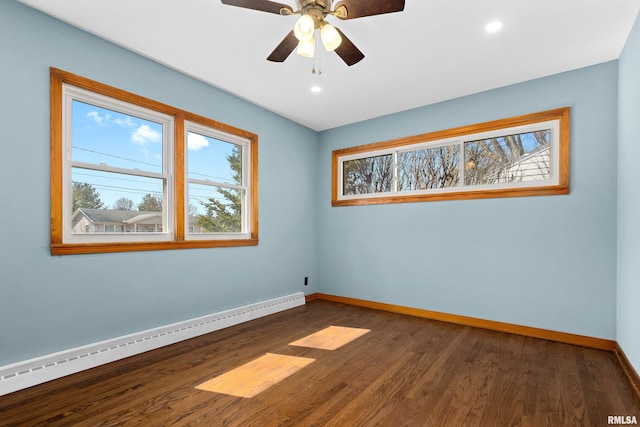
[
  {"left": 184, "top": 123, "right": 250, "bottom": 239},
  {"left": 332, "top": 108, "right": 570, "bottom": 206},
  {"left": 50, "top": 68, "right": 258, "bottom": 255}
]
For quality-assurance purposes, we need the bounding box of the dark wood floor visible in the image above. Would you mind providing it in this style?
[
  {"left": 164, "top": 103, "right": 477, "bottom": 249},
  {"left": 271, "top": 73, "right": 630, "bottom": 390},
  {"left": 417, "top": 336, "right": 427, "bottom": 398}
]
[{"left": 1, "top": 300, "right": 639, "bottom": 426}]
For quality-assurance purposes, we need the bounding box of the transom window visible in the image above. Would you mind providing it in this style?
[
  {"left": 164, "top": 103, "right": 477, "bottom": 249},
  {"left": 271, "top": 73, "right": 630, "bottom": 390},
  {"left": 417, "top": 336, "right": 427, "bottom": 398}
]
[
  {"left": 333, "top": 108, "right": 570, "bottom": 206},
  {"left": 50, "top": 68, "right": 258, "bottom": 255}
]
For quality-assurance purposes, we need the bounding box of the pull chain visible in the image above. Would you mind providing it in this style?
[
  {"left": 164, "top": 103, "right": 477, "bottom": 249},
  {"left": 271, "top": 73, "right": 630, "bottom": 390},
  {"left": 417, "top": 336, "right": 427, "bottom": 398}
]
[{"left": 311, "top": 53, "right": 323, "bottom": 75}]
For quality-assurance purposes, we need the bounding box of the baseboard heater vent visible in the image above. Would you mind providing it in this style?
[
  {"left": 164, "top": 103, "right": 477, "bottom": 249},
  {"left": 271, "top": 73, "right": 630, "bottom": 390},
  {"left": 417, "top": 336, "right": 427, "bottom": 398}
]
[{"left": 0, "top": 292, "right": 305, "bottom": 396}]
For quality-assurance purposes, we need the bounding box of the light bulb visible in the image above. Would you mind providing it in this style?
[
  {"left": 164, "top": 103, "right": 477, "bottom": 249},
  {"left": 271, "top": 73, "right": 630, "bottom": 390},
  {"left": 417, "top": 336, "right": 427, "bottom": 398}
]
[
  {"left": 294, "top": 14, "right": 315, "bottom": 41},
  {"left": 320, "top": 22, "right": 342, "bottom": 51},
  {"left": 486, "top": 20, "right": 503, "bottom": 33},
  {"left": 296, "top": 38, "right": 315, "bottom": 58}
]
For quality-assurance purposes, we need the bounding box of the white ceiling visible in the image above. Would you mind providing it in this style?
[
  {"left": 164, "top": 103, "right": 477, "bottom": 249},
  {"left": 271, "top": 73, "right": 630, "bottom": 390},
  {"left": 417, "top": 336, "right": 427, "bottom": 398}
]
[{"left": 18, "top": 0, "right": 640, "bottom": 131}]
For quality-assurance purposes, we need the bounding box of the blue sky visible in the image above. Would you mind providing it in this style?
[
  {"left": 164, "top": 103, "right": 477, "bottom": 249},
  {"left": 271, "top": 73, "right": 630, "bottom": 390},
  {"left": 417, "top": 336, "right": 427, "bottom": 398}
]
[{"left": 71, "top": 100, "right": 237, "bottom": 212}]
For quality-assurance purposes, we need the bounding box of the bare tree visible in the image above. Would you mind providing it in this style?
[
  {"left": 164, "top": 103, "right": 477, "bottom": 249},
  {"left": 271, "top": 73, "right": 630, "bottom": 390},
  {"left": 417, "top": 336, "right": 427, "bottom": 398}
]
[
  {"left": 113, "top": 197, "right": 134, "bottom": 211},
  {"left": 398, "top": 145, "right": 460, "bottom": 190},
  {"left": 341, "top": 130, "right": 550, "bottom": 196},
  {"left": 343, "top": 154, "right": 393, "bottom": 195}
]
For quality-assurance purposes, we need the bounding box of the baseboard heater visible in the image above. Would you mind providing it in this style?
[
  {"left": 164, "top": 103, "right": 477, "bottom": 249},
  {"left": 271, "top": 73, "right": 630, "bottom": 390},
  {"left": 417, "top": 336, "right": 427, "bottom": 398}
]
[{"left": 0, "top": 292, "right": 306, "bottom": 397}]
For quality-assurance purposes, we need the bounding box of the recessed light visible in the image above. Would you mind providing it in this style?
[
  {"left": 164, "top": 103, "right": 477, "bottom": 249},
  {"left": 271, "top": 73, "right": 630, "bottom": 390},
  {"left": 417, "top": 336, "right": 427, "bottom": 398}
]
[
  {"left": 311, "top": 86, "right": 322, "bottom": 93},
  {"left": 486, "top": 20, "right": 503, "bottom": 33}
]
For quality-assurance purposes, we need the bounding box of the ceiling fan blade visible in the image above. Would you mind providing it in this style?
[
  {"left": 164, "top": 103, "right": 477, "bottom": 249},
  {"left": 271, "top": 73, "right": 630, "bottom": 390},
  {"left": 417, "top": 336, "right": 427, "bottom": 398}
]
[
  {"left": 334, "top": 28, "right": 364, "bottom": 66},
  {"left": 267, "top": 30, "right": 298, "bottom": 62},
  {"left": 333, "top": 0, "right": 405, "bottom": 20},
  {"left": 221, "top": 0, "right": 293, "bottom": 15}
]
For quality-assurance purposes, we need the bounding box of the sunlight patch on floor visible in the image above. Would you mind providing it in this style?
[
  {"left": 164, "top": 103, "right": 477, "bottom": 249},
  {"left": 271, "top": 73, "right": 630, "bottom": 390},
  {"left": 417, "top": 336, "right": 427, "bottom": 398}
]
[
  {"left": 195, "top": 353, "right": 315, "bottom": 398},
  {"left": 289, "top": 325, "right": 371, "bottom": 350},
  {"left": 195, "top": 326, "right": 371, "bottom": 398}
]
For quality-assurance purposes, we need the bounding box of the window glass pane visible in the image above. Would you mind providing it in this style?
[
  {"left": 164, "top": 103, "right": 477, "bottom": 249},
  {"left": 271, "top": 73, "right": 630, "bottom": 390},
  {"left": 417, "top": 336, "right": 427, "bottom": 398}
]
[
  {"left": 71, "top": 100, "right": 163, "bottom": 174},
  {"left": 342, "top": 154, "right": 393, "bottom": 195},
  {"left": 398, "top": 145, "right": 460, "bottom": 191},
  {"left": 70, "top": 167, "right": 165, "bottom": 233},
  {"left": 464, "top": 130, "right": 551, "bottom": 186},
  {"left": 188, "top": 183, "right": 244, "bottom": 233},
  {"left": 187, "top": 132, "right": 242, "bottom": 185}
]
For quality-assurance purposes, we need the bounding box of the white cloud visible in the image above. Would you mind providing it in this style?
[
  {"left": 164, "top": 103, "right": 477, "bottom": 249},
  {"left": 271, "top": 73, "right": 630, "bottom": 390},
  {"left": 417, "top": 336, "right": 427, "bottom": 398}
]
[
  {"left": 131, "top": 124, "right": 161, "bottom": 145},
  {"left": 114, "top": 116, "right": 135, "bottom": 127},
  {"left": 187, "top": 133, "right": 209, "bottom": 151},
  {"left": 86, "top": 110, "right": 107, "bottom": 125}
]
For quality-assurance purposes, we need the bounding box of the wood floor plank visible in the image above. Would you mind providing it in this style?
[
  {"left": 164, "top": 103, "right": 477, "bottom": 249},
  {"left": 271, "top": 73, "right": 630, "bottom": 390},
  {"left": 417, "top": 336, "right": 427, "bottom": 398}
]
[
  {"left": 289, "top": 325, "right": 370, "bottom": 350},
  {"left": 1, "top": 300, "right": 638, "bottom": 426},
  {"left": 195, "top": 353, "right": 315, "bottom": 398}
]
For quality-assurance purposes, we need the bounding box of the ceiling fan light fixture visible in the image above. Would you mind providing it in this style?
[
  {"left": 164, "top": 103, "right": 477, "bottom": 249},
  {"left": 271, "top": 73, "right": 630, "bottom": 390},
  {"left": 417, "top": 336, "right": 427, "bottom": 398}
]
[
  {"left": 294, "top": 14, "right": 315, "bottom": 41},
  {"left": 221, "top": 0, "right": 406, "bottom": 66},
  {"left": 296, "top": 37, "right": 315, "bottom": 58},
  {"left": 320, "top": 22, "right": 342, "bottom": 51}
]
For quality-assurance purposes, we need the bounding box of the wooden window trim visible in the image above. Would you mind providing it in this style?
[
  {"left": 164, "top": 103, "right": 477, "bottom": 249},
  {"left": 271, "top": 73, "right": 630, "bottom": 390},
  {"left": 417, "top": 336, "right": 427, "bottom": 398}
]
[
  {"left": 332, "top": 107, "right": 570, "bottom": 207},
  {"left": 50, "top": 68, "right": 258, "bottom": 255}
]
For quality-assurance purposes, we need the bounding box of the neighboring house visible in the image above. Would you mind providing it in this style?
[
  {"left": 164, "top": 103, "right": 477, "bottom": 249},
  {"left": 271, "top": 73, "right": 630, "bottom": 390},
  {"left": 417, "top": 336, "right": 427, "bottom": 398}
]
[
  {"left": 506, "top": 145, "right": 550, "bottom": 182},
  {"left": 71, "top": 208, "right": 205, "bottom": 233},
  {"left": 71, "top": 209, "right": 163, "bottom": 233},
  {"left": 465, "top": 144, "right": 551, "bottom": 185}
]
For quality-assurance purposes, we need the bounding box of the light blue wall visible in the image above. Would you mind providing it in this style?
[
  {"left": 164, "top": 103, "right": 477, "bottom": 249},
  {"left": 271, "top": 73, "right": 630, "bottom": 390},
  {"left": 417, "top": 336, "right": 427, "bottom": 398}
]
[
  {"left": 0, "top": 0, "right": 632, "bottom": 371},
  {"left": 617, "top": 11, "right": 640, "bottom": 375},
  {"left": 317, "top": 62, "right": 619, "bottom": 340},
  {"left": 0, "top": 1, "right": 319, "bottom": 365}
]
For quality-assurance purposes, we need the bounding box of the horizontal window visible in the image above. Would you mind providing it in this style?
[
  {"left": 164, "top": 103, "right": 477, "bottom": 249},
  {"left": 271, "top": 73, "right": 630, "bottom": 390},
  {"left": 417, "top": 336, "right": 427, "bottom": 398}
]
[
  {"left": 50, "top": 68, "right": 258, "bottom": 255},
  {"left": 332, "top": 108, "right": 570, "bottom": 206}
]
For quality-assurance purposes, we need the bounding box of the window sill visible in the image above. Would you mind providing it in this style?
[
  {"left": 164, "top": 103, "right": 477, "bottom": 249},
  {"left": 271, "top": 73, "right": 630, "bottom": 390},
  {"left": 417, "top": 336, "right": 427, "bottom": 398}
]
[
  {"left": 332, "top": 185, "right": 570, "bottom": 207},
  {"left": 51, "top": 239, "right": 259, "bottom": 255}
]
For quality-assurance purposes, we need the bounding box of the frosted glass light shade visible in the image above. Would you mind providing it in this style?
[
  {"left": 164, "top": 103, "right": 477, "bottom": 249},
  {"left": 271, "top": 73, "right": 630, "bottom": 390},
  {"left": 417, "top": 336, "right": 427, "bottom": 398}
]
[
  {"left": 320, "top": 23, "right": 342, "bottom": 51},
  {"left": 296, "top": 38, "right": 315, "bottom": 58},
  {"left": 294, "top": 14, "right": 315, "bottom": 41}
]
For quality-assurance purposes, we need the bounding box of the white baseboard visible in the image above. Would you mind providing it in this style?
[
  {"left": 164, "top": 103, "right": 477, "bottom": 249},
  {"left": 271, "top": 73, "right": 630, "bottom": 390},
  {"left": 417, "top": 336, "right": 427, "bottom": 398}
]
[{"left": 0, "top": 292, "right": 305, "bottom": 396}]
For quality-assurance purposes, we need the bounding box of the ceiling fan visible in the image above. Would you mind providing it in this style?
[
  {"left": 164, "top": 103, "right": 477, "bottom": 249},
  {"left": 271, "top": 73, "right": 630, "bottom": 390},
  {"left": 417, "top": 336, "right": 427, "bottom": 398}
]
[{"left": 221, "top": 0, "right": 405, "bottom": 66}]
